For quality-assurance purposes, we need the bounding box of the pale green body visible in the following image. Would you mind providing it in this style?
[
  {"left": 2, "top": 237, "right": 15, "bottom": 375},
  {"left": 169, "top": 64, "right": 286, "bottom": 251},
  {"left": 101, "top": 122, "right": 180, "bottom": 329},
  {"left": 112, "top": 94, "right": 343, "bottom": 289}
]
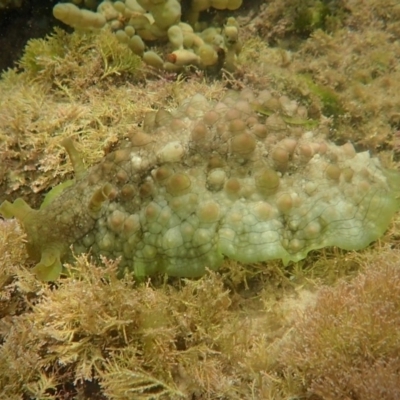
[{"left": 1, "top": 91, "right": 399, "bottom": 280}]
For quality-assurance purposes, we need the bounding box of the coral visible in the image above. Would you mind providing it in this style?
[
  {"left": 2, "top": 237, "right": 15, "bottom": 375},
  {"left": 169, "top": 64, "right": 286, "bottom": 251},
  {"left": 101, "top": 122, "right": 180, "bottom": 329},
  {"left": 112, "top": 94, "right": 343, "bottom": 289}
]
[
  {"left": 278, "top": 250, "right": 400, "bottom": 399},
  {"left": 1, "top": 88, "right": 399, "bottom": 280},
  {"left": 53, "top": 2, "right": 107, "bottom": 29},
  {"left": 51, "top": 0, "right": 243, "bottom": 71}
]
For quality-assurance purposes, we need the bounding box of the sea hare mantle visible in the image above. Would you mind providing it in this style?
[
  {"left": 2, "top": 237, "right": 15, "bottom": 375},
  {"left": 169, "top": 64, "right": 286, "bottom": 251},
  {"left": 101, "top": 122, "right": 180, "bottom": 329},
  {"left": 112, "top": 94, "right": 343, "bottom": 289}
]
[{"left": 1, "top": 89, "right": 400, "bottom": 281}]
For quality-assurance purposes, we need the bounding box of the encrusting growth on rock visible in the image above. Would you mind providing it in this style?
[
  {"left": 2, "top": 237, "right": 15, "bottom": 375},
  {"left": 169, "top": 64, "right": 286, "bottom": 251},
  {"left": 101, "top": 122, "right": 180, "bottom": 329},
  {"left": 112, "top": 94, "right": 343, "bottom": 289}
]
[{"left": 1, "top": 89, "right": 400, "bottom": 281}]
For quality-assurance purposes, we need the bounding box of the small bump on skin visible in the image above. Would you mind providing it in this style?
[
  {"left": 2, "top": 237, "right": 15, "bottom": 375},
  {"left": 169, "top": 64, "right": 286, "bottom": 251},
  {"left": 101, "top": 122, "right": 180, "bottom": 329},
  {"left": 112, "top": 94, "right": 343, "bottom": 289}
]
[
  {"left": 112, "top": 148, "right": 133, "bottom": 163},
  {"left": 197, "top": 202, "right": 220, "bottom": 223},
  {"left": 107, "top": 209, "right": 126, "bottom": 233},
  {"left": 159, "top": 208, "right": 172, "bottom": 226},
  {"left": 154, "top": 109, "right": 172, "bottom": 127},
  {"left": 234, "top": 100, "right": 253, "bottom": 115},
  {"left": 158, "top": 141, "right": 185, "bottom": 163},
  {"left": 225, "top": 178, "right": 241, "bottom": 197},
  {"left": 229, "top": 118, "right": 246, "bottom": 134},
  {"left": 180, "top": 222, "right": 195, "bottom": 240},
  {"left": 162, "top": 226, "right": 183, "bottom": 250},
  {"left": 98, "top": 232, "right": 115, "bottom": 251},
  {"left": 225, "top": 108, "right": 241, "bottom": 121},
  {"left": 251, "top": 123, "right": 268, "bottom": 138},
  {"left": 310, "top": 142, "right": 322, "bottom": 155},
  {"left": 82, "top": 233, "right": 95, "bottom": 247},
  {"left": 153, "top": 166, "right": 172, "bottom": 183},
  {"left": 253, "top": 202, "right": 275, "bottom": 220},
  {"left": 139, "top": 181, "right": 155, "bottom": 198},
  {"left": 101, "top": 161, "right": 115, "bottom": 174},
  {"left": 358, "top": 180, "right": 371, "bottom": 193},
  {"left": 88, "top": 171, "right": 102, "bottom": 185},
  {"left": 145, "top": 202, "right": 161, "bottom": 221},
  {"left": 255, "top": 169, "right": 280, "bottom": 196},
  {"left": 297, "top": 144, "right": 314, "bottom": 162},
  {"left": 280, "top": 138, "right": 297, "bottom": 154},
  {"left": 143, "top": 244, "right": 157, "bottom": 259},
  {"left": 116, "top": 170, "right": 129, "bottom": 184},
  {"left": 304, "top": 221, "right": 322, "bottom": 239},
  {"left": 289, "top": 238, "right": 305, "bottom": 253},
  {"left": 342, "top": 167, "right": 354, "bottom": 182},
  {"left": 122, "top": 214, "right": 140, "bottom": 236},
  {"left": 203, "top": 110, "right": 220, "bottom": 126},
  {"left": 304, "top": 182, "right": 317, "bottom": 196},
  {"left": 121, "top": 184, "right": 135, "bottom": 200},
  {"left": 246, "top": 116, "right": 258, "bottom": 127},
  {"left": 143, "top": 112, "right": 156, "bottom": 132},
  {"left": 272, "top": 147, "right": 290, "bottom": 172},
  {"left": 129, "top": 131, "right": 154, "bottom": 147},
  {"left": 326, "top": 164, "right": 341, "bottom": 181},
  {"left": 169, "top": 118, "right": 186, "bottom": 133},
  {"left": 207, "top": 169, "right": 226, "bottom": 191},
  {"left": 166, "top": 173, "right": 191, "bottom": 196},
  {"left": 276, "top": 193, "right": 293, "bottom": 214},
  {"left": 230, "top": 133, "right": 256, "bottom": 156},
  {"left": 191, "top": 229, "right": 206, "bottom": 246},
  {"left": 207, "top": 156, "right": 225, "bottom": 170},
  {"left": 191, "top": 122, "right": 210, "bottom": 143}
]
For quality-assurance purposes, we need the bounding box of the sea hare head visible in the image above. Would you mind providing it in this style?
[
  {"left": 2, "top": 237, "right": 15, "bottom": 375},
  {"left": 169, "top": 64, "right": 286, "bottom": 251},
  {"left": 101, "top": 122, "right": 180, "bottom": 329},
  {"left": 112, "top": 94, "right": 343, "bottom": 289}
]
[
  {"left": 0, "top": 139, "right": 104, "bottom": 281},
  {"left": 0, "top": 198, "right": 63, "bottom": 280}
]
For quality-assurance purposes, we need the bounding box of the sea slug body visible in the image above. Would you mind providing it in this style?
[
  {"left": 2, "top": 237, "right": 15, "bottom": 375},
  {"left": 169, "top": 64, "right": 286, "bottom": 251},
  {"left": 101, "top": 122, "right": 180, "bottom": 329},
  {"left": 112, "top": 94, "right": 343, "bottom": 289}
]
[{"left": 1, "top": 90, "right": 400, "bottom": 280}]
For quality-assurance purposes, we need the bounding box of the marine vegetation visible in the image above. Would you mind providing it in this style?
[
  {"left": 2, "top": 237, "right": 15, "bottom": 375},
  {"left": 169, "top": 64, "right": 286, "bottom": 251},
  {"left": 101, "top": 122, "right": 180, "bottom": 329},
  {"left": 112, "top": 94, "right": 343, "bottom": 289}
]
[
  {"left": 279, "top": 250, "right": 400, "bottom": 399},
  {"left": 1, "top": 0, "right": 400, "bottom": 399}
]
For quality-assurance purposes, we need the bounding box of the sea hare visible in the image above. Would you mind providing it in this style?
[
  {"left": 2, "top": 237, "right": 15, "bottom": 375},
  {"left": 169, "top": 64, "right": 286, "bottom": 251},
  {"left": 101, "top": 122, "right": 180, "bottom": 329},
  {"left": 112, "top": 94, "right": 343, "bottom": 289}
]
[{"left": 1, "top": 89, "right": 400, "bottom": 280}]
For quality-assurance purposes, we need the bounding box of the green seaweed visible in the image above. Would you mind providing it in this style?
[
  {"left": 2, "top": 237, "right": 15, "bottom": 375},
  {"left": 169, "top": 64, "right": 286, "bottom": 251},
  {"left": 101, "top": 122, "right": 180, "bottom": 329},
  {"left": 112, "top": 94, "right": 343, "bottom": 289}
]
[
  {"left": 251, "top": 102, "right": 319, "bottom": 128},
  {"left": 293, "top": 1, "right": 331, "bottom": 34},
  {"left": 299, "top": 73, "right": 344, "bottom": 117}
]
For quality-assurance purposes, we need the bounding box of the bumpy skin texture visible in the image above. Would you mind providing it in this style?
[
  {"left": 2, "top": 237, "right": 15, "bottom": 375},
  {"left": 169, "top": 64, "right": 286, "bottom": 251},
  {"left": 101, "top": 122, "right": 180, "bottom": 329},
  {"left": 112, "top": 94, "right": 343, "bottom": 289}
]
[{"left": 1, "top": 90, "right": 400, "bottom": 280}]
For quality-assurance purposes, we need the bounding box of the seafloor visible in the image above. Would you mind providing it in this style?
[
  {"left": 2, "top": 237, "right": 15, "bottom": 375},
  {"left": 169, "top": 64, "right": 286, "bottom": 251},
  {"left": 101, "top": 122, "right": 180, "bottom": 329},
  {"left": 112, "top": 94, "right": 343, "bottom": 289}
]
[{"left": 1, "top": 0, "right": 400, "bottom": 399}]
